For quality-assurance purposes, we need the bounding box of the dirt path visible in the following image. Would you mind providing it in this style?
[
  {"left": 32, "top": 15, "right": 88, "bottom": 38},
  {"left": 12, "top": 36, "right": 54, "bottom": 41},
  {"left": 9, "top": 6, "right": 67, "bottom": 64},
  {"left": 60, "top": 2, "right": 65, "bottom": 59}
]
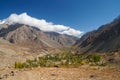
[{"left": 1, "top": 67, "right": 120, "bottom": 80}]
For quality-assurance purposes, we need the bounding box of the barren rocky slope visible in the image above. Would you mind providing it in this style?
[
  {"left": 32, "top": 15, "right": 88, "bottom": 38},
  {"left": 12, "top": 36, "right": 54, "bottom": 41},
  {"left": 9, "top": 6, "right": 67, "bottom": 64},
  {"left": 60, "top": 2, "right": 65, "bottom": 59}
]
[
  {"left": 0, "top": 38, "right": 45, "bottom": 68},
  {"left": 0, "top": 23, "right": 78, "bottom": 48},
  {"left": 74, "top": 16, "right": 120, "bottom": 53}
]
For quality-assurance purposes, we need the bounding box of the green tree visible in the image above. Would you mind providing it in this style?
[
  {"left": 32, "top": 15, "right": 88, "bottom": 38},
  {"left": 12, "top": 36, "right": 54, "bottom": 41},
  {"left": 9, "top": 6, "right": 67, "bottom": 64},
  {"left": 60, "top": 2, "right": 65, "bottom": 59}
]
[{"left": 87, "top": 54, "right": 102, "bottom": 64}]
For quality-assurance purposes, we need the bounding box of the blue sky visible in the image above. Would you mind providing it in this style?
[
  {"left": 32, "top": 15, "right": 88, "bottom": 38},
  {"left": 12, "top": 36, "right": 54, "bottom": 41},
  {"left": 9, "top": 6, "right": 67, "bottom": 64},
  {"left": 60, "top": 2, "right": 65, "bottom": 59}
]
[{"left": 0, "top": 0, "right": 120, "bottom": 34}]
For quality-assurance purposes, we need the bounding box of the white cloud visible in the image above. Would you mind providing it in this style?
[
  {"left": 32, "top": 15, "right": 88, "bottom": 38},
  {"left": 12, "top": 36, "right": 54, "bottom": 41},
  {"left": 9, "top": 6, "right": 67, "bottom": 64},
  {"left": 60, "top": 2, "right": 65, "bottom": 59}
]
[
  {"left": 0, "top": 20, "right": 5, "bottom": 24},
  {"left": 1, "top": 12, "right": 83, "bottom": 36},
  {"left": 60, "top": 28, "right": 82, "bottom": 36}
]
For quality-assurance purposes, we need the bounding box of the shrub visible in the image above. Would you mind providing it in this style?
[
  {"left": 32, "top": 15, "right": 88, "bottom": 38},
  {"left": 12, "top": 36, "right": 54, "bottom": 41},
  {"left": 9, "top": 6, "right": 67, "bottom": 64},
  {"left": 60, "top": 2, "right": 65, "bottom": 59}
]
[
  {"left": 14, "top": 62, "right": 25, "bottom": 69},
  {"left": 81, "top": 60, "right": 87, "bottom": 65}
]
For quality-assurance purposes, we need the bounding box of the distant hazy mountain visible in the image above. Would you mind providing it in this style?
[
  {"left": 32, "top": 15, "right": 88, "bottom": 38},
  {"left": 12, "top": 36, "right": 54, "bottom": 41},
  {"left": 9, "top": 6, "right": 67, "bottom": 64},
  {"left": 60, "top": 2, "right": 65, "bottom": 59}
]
[{"left": 74, "top": 16, "right": 120, "bottom": 53}]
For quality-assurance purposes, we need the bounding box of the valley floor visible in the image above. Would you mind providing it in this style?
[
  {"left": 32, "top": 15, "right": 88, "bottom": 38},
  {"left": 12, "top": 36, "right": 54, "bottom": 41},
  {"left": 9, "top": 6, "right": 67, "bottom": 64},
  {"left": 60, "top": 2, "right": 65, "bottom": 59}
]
[{"left": 1, "top": 66, "right": 120, "bottom": 80}]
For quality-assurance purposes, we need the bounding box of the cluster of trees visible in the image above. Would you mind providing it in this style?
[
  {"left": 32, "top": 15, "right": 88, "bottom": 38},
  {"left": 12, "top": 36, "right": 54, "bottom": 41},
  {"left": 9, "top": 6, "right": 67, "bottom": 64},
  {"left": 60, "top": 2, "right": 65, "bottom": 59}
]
[{"left": 14, "top": 52, "right": 105, "bottom": 69}]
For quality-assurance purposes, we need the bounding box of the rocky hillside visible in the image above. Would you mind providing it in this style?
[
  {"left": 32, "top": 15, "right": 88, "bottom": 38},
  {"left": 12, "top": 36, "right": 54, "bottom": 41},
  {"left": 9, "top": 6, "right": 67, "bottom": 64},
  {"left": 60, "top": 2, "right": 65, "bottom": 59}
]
[
  {"left": 0, "top": 23, "right": 78, "bottom": 49},
  {"left": 0, "top": 38, "right": 31, "bottom": 68},
  {"left": 74, "top": 16, "right": 120, "bottom": 53}
]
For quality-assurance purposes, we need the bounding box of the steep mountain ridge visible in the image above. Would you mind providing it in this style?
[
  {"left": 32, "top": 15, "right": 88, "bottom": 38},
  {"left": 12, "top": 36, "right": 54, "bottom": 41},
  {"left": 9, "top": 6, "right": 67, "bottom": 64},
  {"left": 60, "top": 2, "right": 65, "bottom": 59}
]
[
  {"left": 45, "top": 32, "right": 78, "bottom": 46},
  {"left": 0, "top": 23, "right": 78, "bottom": 49},
  {"left": 74, "top": 16, "right": 120, "bottom": 53}
]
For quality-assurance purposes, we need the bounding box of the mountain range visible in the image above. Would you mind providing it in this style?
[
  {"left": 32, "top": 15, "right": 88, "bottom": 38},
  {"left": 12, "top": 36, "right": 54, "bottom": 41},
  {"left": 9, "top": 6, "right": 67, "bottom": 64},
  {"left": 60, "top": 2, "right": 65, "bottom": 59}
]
[
  {"left": 74, "top": 16, "right": 120, "bottom": 53},
  {"left": 0, "top": 23, "right": 78, "bottom": 48}
]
